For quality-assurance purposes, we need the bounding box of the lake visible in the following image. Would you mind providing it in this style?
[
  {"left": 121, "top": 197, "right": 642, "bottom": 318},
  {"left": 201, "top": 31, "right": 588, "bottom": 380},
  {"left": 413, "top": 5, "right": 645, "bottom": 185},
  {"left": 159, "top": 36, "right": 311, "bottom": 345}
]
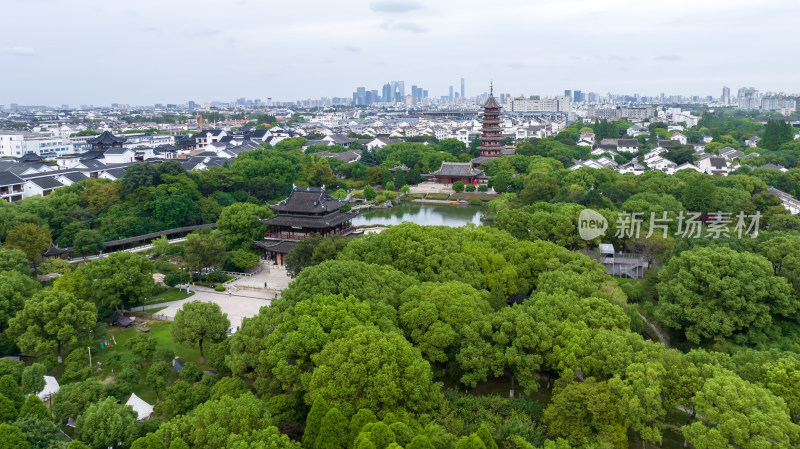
[{"left": 351, "top": 202, "right": 485, "bottom": 227}]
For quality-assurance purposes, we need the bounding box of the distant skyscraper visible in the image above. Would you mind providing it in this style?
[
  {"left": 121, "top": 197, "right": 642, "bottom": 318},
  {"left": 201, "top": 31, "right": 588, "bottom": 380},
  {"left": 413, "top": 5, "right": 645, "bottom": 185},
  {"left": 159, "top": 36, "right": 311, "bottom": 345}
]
[
  {"left": 722, "top": 86, "right": 731, "bottom": 105},
  {"left": 382, "top": 83, "right": 392, "bottom": 103},
  {"left": 449, "top": 85, "right": 454, "bottom": 102},
  {"left": 564, "top": 90, "right": 572, "bottom": 99},
  {"left": 390, "top": 81, "right": 404, "bottom": 102},
  {"left": 573, "top": 90, "right": 583, "bottom": 103},
  {"left": 356, "top": 87, "right": 366, "bottom": 105},
  {"left": 460, "top": 78, "right": 465, "bottom": 100}
]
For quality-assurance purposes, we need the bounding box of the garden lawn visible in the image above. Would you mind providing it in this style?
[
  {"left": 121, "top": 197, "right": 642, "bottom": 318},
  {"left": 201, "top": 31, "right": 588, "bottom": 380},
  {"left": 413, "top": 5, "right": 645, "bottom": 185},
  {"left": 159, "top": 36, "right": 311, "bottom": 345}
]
[
  {"left": 89, "top": 320, "right": 209, "bottom": 404},
  {"left": 147, "top": 288, "right": 194, "bottom": 304}
]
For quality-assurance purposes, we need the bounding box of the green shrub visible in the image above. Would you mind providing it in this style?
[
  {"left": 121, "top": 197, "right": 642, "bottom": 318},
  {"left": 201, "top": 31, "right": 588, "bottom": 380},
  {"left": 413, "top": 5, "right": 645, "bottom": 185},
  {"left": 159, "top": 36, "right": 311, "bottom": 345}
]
[
  {"left": 214, "top": 284, "right": 226, "bottom": 292},
  {"left": 478, "top": 185, "right": 488, "bottom": 192},
  {"left": 38, "top": 258, "right": 72, "bottom": 275},
  {"left": 452, "top": 181, "right": 465, "bottom": 192},
  {"left": 465, "top": 184, "right": 476, "bottom": 192},
  {"left": 154, "top": 258, "right": 178, "bottom": 274}
]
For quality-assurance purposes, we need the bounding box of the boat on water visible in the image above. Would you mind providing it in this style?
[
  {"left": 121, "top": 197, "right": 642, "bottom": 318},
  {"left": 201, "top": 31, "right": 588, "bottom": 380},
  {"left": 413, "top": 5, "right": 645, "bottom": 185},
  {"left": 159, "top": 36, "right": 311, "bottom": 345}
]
[{"left": 449, "top": 200, "right": 469, "bottom": 205}]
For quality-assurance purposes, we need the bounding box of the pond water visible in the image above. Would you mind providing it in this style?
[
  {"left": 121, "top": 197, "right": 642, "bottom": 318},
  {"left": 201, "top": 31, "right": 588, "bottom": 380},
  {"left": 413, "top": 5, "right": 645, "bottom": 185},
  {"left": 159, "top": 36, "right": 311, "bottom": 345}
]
[{"left": 351, "top": 202, "right": 485, "bottom": 228}]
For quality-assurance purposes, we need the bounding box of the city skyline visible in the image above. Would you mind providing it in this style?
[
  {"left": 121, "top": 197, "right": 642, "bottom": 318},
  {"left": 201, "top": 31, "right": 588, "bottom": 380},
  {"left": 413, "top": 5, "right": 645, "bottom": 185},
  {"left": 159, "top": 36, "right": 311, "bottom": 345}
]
[{"left": 2, "top": 0, "right": 798, "bottom": 105}]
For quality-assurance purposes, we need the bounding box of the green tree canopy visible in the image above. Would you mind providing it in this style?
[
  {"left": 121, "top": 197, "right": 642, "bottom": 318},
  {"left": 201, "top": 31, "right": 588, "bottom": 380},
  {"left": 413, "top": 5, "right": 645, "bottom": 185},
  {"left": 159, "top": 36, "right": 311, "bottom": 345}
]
[
  {"left": 654, "top": 246, "right": 796, "bottom": 343},
  {"left": 4, "top": 223, "right": 51, "bottom": 265},
  {"left": 72, "top": 229, "right": 105, "bottom": 258},
  {"left": 216, "top": 203, "right": 272, "bottom": 247},
  {"left": 303, "top": 326, "right": 442, "bottom": 416},
  {"left": 55, "top": 252, "right": 155, "bottom": 317},
  {"left": 182, "top": 232, "right": 227, "bottom": 272},
  {"left": 171, "top": 301, "right": 230, "bottom": 363},
  {"left": 76, "top": 397, "right": 138, "bottom": 449},
  {"left": 7, "top": 290, "right": 96, "bottom": 361}
]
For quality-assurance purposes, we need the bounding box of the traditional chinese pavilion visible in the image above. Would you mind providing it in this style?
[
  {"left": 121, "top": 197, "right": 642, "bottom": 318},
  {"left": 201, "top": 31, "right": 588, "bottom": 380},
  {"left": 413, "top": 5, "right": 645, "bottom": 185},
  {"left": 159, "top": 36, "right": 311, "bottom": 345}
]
[
  {"left": 427, "top": 162, "right": 486, "bottom": 185},
  {"left": 254, "top": 186, "right": 357, "bottom": 264},
  {"left": 87, "top": 131, "right": 127, "bottom": 151}
]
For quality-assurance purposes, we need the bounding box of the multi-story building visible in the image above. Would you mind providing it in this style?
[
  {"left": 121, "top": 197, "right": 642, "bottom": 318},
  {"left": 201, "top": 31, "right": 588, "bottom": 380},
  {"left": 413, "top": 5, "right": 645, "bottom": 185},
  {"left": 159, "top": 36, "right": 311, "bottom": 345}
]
[
  {"left": 0, "top": 172, "right": 25, "bottom": 202},
  {"left": 510, "top": 95, "right": 570, "bottom": 113},
  {"left": 738, "top": 87, "right": 760, "bottom": 110},
  {"left": 722, "top": 86, "right": 730, "bottom": 105},
  {"left": 0, "top": 131, "right": 73, "bottom": 157}
]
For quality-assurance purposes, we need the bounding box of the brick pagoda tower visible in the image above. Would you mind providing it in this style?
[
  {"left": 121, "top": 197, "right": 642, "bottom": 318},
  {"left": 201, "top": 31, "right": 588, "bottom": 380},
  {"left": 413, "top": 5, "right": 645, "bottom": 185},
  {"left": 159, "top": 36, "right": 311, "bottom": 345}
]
[{"left": 478, "top": 83, "right": 503, "bottom": 158}]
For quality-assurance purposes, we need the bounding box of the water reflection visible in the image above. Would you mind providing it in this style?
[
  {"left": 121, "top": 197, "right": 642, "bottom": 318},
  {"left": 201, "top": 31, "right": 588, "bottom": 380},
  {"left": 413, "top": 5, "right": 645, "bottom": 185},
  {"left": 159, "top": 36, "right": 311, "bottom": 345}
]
[{"left": 351, "top": 203, "right": 484, "bottom": 227}]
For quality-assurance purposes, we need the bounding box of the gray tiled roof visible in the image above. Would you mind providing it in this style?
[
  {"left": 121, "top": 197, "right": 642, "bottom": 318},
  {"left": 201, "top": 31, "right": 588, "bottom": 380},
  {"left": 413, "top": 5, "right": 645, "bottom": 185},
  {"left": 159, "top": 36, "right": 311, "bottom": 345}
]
[
  {"left": 432, "top": 162, "right": 483, "bottom": 177},
  {"left": 29, "top": 177, "right": 63, "bottom": 190},
  {"left": 269, "top": 186, "right": 348, "bottom": 214},
  {"left": 0, "top": 171, "right": 24, "bottom": 187}
]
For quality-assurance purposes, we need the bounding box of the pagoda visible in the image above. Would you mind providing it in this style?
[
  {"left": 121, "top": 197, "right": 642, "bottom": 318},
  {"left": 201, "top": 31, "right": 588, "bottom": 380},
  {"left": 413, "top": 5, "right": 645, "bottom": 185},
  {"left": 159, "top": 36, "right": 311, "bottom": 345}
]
[
  {"left": 471, "top": 84, "right": 510, "bottom": 167},
  {"left": 254, "top": 186, "right": 357, "bottom": 265},
  {"left": 478, "top": 84, "right": 503, "bottom": 157}
]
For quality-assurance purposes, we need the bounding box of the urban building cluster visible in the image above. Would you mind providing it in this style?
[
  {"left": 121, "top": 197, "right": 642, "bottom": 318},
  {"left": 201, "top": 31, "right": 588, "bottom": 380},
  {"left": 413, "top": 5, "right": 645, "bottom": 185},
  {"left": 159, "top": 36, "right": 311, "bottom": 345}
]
[{"left": 2, "top": 83, "right": 799, "bottom": 205}]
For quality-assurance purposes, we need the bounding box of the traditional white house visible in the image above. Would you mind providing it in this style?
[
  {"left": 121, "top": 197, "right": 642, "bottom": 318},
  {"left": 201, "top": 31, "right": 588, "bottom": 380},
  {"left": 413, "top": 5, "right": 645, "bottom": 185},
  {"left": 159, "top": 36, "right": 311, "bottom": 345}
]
[
  {"left": 591, "top": 147, "right": 619, "bottom": 157},
  {"left": 670, "top": 132, "right": 687, "bottom": 145},
  {"left": 627, "top": 124, "right": 648, "bottom": 137},
  {"left": 646, "top": 156, "right": 678, "bottom": 174},
  {"left": 617, "top": 139, "right": 640, "bottom": 153},
  {"left": 718, "top": 147, "right": 744, "bottom": 160},
  {"left": 103, "top": 147, "right": 136, "bottom": 164},
  {"left": 618, "top": 160, "right": 646, "bottom": 175},
  {"left": 366, "top": 137, "right": 400, "bottom": 151},
  {"left": 744, "top": 136, "right": 761, "bottom": 148},
  {"left": 675, "top": 162, "right": 703, "bottom": 173},
  {"left": 697, "top": 155, "right": 732, "bottom": 175},
  {"left": 688, "top": 142, "right": 707, "bottom": 152},
  {"left": 25, "top": 176, "right": 63, "bottom": 197}
]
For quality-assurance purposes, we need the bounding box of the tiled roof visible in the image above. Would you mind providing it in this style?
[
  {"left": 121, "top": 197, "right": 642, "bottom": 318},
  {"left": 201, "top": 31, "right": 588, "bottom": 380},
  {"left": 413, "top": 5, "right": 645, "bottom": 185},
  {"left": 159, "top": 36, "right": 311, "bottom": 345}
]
[
  {"left": 432, "top": 162, "right": 483, "bottom": 177},
  {"left": 28, "top": 177, "right": 63, "bottom": 190},
  {"left": 87, "top": 131, "right": 127, "bottom": 145},
  {"left": 268, "top": 186, "right": 348, "bottom": 214},
  {"left": 0, "top": 171, "right": 24, "bottom": 187}
]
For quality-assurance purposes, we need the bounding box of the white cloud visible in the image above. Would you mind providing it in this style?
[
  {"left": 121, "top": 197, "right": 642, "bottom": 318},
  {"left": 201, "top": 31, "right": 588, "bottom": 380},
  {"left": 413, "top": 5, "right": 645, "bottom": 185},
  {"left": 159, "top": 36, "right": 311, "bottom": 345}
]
[
  {"left": 0, "top": 46, "right": 36, "bottom": 56},
  {"left": 370, "top": 1, "right": 424, "bottom": 13}
]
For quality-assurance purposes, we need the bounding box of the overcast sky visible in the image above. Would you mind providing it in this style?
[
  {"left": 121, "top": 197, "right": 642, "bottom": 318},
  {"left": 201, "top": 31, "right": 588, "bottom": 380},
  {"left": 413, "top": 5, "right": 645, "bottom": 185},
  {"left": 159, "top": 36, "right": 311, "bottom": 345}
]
[{"left": 1, "top": 0, "right": 797, "bottom": 106}]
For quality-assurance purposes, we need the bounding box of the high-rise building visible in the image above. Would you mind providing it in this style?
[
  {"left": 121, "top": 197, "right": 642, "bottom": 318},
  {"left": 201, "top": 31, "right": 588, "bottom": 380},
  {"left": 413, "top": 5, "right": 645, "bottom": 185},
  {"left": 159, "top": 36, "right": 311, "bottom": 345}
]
[
  {"left": 356, "top": 87, "right": 366, "bottom": 105},
  {"left": 573, "top": 90, "right": 583, "bottom": 103},
  {"left": 737, "top": 87, "right": 760, "bottom": 110},
  {"left": 390, "top": 81, "right": 404, "bottom": 102},
  {"left": 382, "top": 83, "right": 392, "bottom": 103},
  {"left": 449, "top": 86, "right": 454, "bottom": 102},
  {"left": 722, "top": 86, "right": 731, "bottom": 105},
  {"left": 564, "top": 90, "right": 572, "bottom": 99},
  {"left": 460, "top": 78, "right": 465, "bottom": 100}
]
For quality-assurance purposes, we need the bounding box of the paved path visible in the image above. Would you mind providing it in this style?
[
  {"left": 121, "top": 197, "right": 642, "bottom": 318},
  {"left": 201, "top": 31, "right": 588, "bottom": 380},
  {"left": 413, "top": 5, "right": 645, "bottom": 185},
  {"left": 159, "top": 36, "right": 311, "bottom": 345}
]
[
  {"left": 135, "top": 264, "right": 292, "bottom": 330},
  {"left": 149, "top": 286, "right": 271, "bottom": 330},
  {"left": 228, "top": 263, "right": 291, "bottom": 297}
]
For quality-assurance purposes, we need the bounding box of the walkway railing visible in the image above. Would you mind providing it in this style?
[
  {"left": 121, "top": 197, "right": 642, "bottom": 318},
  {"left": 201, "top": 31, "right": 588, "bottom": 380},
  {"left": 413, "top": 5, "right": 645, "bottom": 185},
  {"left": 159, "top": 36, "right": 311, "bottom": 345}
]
[{"left": 264, "top": 232, "right": 306, "bottom": 240}]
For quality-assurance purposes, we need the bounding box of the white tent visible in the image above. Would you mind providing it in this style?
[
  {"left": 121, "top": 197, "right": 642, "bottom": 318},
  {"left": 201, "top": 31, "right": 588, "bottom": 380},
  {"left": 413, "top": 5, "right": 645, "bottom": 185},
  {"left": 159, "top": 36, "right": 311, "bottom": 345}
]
[
  {"left": 37, "top": 375, "right": 59, "bottom": 401},
  {"left": 125, "top": 393, "right": 153, "bottom": 421}
]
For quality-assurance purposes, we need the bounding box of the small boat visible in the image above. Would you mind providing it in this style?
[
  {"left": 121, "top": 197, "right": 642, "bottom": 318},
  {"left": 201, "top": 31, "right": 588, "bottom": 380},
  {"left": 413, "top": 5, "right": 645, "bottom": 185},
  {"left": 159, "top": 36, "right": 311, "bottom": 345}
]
[{"left": 449, "top": 200, "right": 469, "bottom": 205}]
